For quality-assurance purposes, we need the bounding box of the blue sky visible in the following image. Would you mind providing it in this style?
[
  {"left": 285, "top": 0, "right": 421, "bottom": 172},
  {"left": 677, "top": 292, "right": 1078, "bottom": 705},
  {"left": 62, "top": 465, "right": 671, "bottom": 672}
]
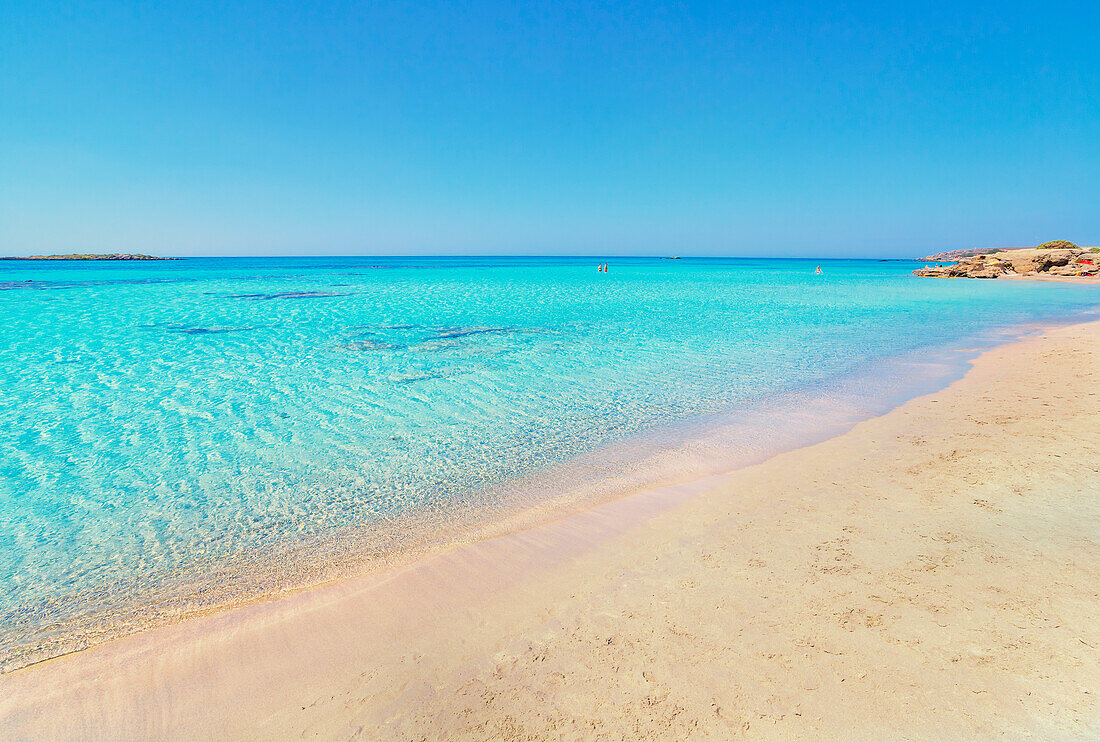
[{"left": 1, "top": 1, "right": 1097, "bottom": 257}]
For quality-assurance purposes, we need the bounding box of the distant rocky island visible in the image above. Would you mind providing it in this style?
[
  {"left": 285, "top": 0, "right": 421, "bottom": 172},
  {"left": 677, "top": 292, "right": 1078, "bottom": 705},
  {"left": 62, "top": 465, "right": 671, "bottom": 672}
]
[
  {"left": 914, "top": 241, "right": 1099, "bottom": 279},
  {"left": 0, "top": 254, "right": 175, "bottom": 261}
]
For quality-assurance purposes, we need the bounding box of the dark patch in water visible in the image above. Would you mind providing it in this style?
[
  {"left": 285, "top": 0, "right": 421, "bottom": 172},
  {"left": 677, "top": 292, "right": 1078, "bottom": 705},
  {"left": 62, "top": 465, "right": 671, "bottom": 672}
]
[
  {"left": 226, "top": 291, "right": 352, "bottom": 300},
  {"left": 350, "top": 324, "right": 419, "bottom": 331},
  {"left": 140, "top": 323, "right": 258, "bottom": 335},
  {"left": 434, "top": 327, "right": 513, "bottom": 340},
  {"left": 339, "top": 325, "right": 541, "bottom": 354},
  {"left": 0, "top": 278, "right": 177, "bottom": 291},
  {"left": 172, "top": 327, "right": 254, "bottom": 335},
  {"left": 392, "top": 370, "right": 459, "bottom": 383},
  {"left": 342, "top": 339, "right": 403, "bottom": 351}
]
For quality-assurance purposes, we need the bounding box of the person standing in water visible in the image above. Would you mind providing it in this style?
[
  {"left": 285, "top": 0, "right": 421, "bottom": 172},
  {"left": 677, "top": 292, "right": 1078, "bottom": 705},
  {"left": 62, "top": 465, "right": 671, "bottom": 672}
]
[{"left": 814, "top": 265, "right": 822, "bottom": 274}]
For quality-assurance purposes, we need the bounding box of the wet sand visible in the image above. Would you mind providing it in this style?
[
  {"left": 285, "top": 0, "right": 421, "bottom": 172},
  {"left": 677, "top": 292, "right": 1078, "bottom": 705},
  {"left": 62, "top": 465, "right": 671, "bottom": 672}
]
[{"left": 2, "top": 320, "right": 1099, "bottom": 740}]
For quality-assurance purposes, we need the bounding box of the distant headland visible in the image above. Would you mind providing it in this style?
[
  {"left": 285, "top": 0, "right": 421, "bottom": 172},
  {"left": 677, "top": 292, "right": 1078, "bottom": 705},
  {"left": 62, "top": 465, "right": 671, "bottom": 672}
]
[{"left": 0, "top": 254, "right": 176, "bottom": 261}]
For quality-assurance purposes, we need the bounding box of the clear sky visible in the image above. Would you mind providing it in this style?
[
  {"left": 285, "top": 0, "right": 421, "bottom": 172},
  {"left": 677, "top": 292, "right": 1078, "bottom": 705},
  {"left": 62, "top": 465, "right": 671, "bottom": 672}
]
[{"left": 1, "top": 1, "right": 1097, "bottom": 257}]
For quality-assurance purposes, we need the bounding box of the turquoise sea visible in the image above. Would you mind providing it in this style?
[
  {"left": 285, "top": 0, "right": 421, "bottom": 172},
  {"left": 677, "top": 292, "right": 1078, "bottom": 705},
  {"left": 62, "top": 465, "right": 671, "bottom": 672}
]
[{"left": 2, "top": 256, "right": 1099, "bottom": 668}]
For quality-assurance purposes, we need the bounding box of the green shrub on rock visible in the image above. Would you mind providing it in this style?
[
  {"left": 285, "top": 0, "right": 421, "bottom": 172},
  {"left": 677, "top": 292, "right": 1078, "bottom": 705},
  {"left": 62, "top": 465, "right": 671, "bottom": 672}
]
[{"left": 1037, "top": 240, "right": 1078, "bottom": 250}]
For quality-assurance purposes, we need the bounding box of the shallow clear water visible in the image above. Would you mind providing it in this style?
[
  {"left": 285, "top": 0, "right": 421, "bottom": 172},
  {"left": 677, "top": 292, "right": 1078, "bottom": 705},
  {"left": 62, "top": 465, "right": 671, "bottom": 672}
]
[{"left": 2, "top": 256, "right": 1098, "bottom": 665}]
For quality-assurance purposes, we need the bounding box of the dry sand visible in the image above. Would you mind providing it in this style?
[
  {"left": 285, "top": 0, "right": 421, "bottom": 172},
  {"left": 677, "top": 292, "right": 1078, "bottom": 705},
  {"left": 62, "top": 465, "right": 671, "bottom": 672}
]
[{"left": 2, "top": 320, "right": 1100, "bottom": 740}]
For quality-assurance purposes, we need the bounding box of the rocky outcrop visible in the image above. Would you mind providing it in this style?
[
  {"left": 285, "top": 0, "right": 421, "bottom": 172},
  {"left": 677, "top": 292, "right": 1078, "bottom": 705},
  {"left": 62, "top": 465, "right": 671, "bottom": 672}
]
[
  {"left": 914, "top": 248, "right": 1099, "bottom": 279},
  {"left": 0, "top": 254, "right": 174, "bottom": 261},
  {"left": 915, "top": 254, "right": 1012, "bottom": 279},
  {"left": 1006, "top": 249, "right": 1080, "bottom": 274}
]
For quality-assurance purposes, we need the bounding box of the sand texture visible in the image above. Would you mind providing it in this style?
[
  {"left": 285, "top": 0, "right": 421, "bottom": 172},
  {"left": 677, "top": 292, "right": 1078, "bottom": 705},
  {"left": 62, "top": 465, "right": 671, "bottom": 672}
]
[{"left": 2, "top": 321, "right": 1100, "bottom": 740}]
